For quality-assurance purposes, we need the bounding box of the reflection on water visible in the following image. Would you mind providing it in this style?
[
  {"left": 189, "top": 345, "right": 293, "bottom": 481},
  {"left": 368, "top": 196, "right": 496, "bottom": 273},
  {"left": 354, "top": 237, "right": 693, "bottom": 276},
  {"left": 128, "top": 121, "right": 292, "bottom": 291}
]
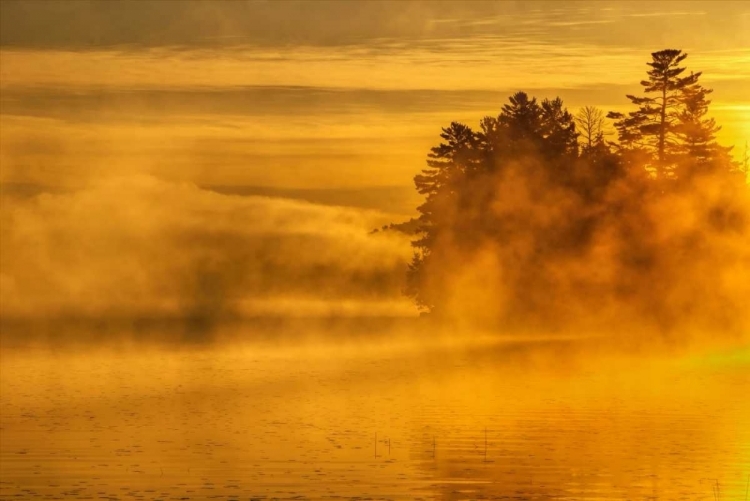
[{"left": 1, "top": 331, "right": 748, "bottom": 500}]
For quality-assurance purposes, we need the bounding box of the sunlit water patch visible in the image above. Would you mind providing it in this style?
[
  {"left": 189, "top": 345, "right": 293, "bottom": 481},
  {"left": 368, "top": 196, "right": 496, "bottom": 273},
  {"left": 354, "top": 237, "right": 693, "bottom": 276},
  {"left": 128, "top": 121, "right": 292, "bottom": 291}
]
[{"left": 1, "top": 333, "right": 748, "bottom": 500}]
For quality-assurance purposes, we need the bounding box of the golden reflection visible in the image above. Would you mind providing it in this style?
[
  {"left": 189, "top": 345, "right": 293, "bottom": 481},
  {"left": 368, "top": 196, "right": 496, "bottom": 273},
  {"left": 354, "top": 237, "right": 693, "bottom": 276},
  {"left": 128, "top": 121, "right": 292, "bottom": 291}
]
[{"left": 1, "top": 337, "right": 749, "bottom": 499}]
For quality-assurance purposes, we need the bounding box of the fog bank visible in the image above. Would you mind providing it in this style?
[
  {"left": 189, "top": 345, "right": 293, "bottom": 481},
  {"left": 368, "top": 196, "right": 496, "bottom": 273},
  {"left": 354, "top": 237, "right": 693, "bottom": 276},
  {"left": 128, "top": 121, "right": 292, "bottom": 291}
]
[{"left": 0, "top": 175, "right": 415, "bottom": 321}]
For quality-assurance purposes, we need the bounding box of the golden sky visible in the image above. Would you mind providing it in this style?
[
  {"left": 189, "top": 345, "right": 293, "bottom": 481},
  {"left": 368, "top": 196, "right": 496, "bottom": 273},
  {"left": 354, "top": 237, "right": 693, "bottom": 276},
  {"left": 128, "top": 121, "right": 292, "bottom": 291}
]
[{"left": 1, "top": 0, "right": 749, "bottom": 204}]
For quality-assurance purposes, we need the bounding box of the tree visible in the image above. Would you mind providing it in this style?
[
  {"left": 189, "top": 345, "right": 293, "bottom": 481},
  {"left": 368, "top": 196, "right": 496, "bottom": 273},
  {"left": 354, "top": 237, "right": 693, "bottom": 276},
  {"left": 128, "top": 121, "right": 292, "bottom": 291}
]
[
  {"left": 411, "top": 122, "right": 478, "bottom": 261},
  {"left": 478, "top": 93, "right": 578, "bottom": 163},
  {"left": 541, "top": 97, "right": 579, "bottom": 159},
  {"left": 674, "top": 81, "right": 733, "bottom": 176},
  {"left": 408, "top": 123, "right": 479, "bottom": 311},
  {"left": 575, "top": 106, "right": 607, "bottom": 152},
  {"left": 734, "top": 141, "right": 750, "bottom": 184},
  {"left": 407, "top": 93, "right": 586, "bottom": 315},
  {"left": 498, "top": 91, "right": 544, "bottom": 150},
  {"left": 609, "top": 49, "right": 700, "bottom": 179},
  {"left": 413, "top": 121, "right": 479, "bottom": 213}
]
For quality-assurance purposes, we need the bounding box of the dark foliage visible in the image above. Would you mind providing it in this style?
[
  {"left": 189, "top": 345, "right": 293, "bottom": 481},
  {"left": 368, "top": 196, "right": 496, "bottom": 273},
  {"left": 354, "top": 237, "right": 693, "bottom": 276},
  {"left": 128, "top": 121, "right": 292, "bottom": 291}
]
[{"left": 406, "top": 50, "right": 748, "bottom": 334}]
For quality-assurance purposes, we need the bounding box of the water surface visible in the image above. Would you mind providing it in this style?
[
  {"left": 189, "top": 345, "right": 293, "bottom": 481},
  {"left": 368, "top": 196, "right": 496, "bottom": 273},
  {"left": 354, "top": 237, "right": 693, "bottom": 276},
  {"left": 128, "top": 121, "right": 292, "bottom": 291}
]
[{"left": 1, "top": 332, "right": 748, "bottom": 500}]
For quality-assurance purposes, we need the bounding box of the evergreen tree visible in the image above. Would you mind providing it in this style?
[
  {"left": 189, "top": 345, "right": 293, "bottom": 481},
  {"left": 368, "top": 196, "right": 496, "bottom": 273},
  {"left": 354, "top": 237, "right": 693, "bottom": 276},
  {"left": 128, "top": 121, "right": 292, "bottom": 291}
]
[
  {"left": 674, "top": 81, "right": 733, "bottom": 176},
  {"left": 413, "top": 122, "right": 478, "bottom": 213},
  {"left": 407, "top": 94, "right": 584, "bottom": 314},
  {"left": 540, "top": 97, "right": 579, "bottom": 159},
  {"left": 609, "top": 49, "right": 700, "bottom": 179},
  {"left": 408, "top": 123, "right": 479, "bottom": 311},
  {"left": 412, "top": 122, "right": 478, "bottom": 254},
  {"left": 498, "top": 92, "right": 544, "bottom": 150}
]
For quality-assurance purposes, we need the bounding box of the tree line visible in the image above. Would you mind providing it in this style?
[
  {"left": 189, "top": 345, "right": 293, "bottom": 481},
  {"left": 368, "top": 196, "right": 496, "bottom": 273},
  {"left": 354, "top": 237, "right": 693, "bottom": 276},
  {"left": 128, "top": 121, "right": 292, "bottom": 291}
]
[{"left": 406, "top": 49, "right": 749, "bottom": 332}]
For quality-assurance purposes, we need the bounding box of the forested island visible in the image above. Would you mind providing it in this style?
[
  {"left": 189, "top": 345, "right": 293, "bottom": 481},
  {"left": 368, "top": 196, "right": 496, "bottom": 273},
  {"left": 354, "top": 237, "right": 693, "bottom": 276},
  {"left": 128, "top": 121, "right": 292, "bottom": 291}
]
[{"left": 405, "top": 50, "right": 750, "bottom": 334}]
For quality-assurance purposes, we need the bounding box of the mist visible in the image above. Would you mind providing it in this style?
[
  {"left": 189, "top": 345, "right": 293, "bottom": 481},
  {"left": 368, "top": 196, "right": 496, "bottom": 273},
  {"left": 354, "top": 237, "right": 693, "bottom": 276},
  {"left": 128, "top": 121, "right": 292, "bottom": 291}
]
[
  {"left": 413, "top": 157, "right": 750, "bottom": 341},
  {"left": 0, "top": 175, "right": 414, "bottom": 327}
]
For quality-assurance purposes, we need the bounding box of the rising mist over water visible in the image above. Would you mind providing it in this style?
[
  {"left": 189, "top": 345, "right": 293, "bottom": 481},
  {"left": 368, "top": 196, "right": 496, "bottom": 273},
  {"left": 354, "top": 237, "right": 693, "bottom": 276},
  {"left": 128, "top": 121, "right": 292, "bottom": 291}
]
[{"left": 0, "top": 175, "right": 413, "bottom": 323}]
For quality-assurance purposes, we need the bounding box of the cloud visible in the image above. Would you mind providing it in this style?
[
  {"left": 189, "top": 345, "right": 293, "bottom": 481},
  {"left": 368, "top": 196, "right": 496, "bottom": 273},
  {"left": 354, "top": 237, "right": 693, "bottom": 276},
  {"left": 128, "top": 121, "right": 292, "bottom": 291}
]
[
  {"left": 0, "top": 1, "right": 745, "bottom": 51},
  {"left": 4, "top": 44, "right": 748, "bottom": 93}
]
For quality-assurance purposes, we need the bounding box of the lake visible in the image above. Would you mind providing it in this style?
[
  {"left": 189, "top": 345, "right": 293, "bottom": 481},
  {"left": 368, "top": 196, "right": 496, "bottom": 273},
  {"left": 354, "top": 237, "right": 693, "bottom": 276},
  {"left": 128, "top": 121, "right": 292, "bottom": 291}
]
[{"left": 1, "top": 327, "right": 748, "bottom": 500}]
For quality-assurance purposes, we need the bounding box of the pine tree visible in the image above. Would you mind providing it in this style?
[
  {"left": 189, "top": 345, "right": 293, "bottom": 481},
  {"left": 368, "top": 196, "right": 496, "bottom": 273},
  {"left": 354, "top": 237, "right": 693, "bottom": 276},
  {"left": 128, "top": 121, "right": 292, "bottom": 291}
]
[
  {"left": 412, "top": 122, "right": 478, "bottom": 249},
  {"left": 540, "top": 97, "right": 579, "bottom": 159},
  {"left": 408, "top": 122, "right": 481, "bottom": 312},
  {"left": 407, "top": 94, "right": 584, "bottom": 314},
  {"left": 609, "top": 49, "right": 700, "bottom": 179},
  {"left": 414, "top": 122, "right": 478, "bottom": 203},
  {"left": 498, "top": 92, "right": 543, "bottom": 149},
  {"left": 675, "top": 80, "right": 733, "bottom": 176}
]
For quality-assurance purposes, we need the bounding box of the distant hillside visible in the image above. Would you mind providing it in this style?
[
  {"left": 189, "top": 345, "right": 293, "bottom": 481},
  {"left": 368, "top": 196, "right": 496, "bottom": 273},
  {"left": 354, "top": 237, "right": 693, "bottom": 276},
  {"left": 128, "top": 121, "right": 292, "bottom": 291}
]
[
  {"left": 1, "top": 183, "right": 421, "bottom": 217},
  {"left": 205, "top": 185, "right": 420, "bottom": 217}
]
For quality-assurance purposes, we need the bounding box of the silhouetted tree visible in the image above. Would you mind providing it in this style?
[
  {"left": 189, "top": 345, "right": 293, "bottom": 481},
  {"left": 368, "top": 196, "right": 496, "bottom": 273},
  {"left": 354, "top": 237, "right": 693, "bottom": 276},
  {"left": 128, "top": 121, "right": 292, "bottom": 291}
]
[
  {"left": 408, "top": 122, "right": 480, "bottom": 310},
  {"left": 413, "top": 122, "right": 479, "bottom": 245},
  {"left": 675, "top": 82, "right": 733, "bottom": 177},
  {"left": 476, "top": 93, "right": 578, "bottom": 169},
  {"left": 407, "top": 93, "right": 586, "bottom": 315},
  {"left": 541, "top": 97, "right": 579, "bottom": 159},
  {"left": 498, "top": 92, "right": 544, "bottom": 150},
  {"left": 609, "top": 49, "right": 700, "bottom": 179},
  {"left": 575, "top": 106, "right": 607, "bottom": 152}
]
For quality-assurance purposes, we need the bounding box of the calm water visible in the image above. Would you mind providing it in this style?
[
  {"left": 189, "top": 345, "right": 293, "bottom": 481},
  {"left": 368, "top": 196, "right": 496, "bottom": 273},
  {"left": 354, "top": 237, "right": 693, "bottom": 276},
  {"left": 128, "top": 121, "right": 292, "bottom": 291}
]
[{"left": 1, "top": 332, "right": 749, "bottom": 500}]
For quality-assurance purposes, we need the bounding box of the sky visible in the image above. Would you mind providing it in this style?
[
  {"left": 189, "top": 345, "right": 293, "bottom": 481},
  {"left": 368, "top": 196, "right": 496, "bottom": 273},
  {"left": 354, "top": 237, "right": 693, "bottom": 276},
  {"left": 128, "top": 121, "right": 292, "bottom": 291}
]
[{"left": 1, "top": 0, "right": 748, "bottom": 208}]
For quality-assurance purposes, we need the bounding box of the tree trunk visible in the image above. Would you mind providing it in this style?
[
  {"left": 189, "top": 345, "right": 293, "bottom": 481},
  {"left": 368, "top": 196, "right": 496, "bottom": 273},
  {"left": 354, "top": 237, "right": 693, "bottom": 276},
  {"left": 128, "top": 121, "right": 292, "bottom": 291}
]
[{"left": 659, "top": 80, "right": 667, "bottom": 177}]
